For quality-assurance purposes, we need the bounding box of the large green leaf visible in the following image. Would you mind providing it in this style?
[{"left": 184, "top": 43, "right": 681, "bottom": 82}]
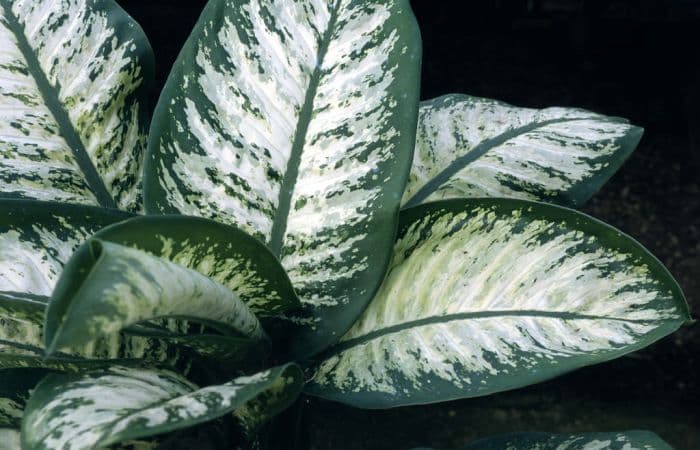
[
  {"left": 90, "top": 215, "right": 300, "bottom": 319},
  {"left": 0, "top": 201, "right": 190, "bottom": 370},
  {"left": 21, "top": 364, "right": 303, "bottom": 450},
  {"left": 457, "top": 431, "right": 673, "bottom": 450},
  {"left": 0, "top": 0, "right": 153, "bottom": 210},
  {"left": 307, "top": 199, "right": 690, "bottom": 408},
  {"left": 402, "top": 95, "right": 643, "bottom": 208},
  {"left": 144, "top": 0, "right": 422, "bottom": 356},
  {"left": 45, "top": 240, "right": 267, "bottom": 355}
]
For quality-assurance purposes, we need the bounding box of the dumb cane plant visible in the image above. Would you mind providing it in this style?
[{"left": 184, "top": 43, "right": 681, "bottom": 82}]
[{"left": 0, "top": 0, "right": 691, "bottom": 449}]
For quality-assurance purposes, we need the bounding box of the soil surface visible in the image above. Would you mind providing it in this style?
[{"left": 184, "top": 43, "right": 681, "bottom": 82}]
[{"left": 118, "top": 1, "right": 699, "bottom": 449}]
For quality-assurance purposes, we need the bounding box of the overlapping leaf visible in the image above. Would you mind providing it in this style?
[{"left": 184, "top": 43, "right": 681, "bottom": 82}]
[
  {"left": 0, "top": 201, "right": 193, "bottom": 370},
  {"left": 21, "top": 364, "right": 303, "bottom": 450},
  {"left": 145, "top": 0, "right": 422, "bottom": 356},
  {"left": 90, "top": 216, "right": 300, "bottom": 319},
  {"left": 0, "top": 0, "right": 153, "bottom": 210},
  {"left": 403, "top": 94, "right": 643, "bottom": 208},
  {"left": 457, "top": 431, "right": 673, "bottom": 450},
  {"left": 307, "top": 199, "right": 690, "bottom": 408},
  {"left": 45, "top": 240, "right": 267, "bottom": 355}
]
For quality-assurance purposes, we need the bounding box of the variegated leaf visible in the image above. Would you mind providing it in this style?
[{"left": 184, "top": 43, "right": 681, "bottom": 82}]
[
  {"left": 0, "top": 0, "right": 153, "bottom": 210},
  {"left": 402, "top": 95, "right": 643, "bottom": 208},
  {"left": 0, "top": 369, "right": 47, "bottom": 427},
  {"left": 0, "top": 290, "right": 190, "bottom": 372},
  {"left": 307, "top": 199, "right": 690, "bottom": 408},
  {"left": 91, "top": 216, "right": 300, "bottom": 319},
  {"left": 144, "top": 0, "right": 422, "bottom": 356},
  {"left": 21, "top": 364, "right": 303, "bottom": 450},
  {"left": 459, "top": 431, "right": 673, "bottom": 450},
  {"left": 0, "top": 200, "right": 130, "bottom": 298},
  {"left": 0, "top": 428, "right": 20, "bottom": 450},
  {"left": 0, "top": 201, "right": 198, "bottom": 370},
  {"left": 45, "top": 240, "right": 267, "bottom": 355}
]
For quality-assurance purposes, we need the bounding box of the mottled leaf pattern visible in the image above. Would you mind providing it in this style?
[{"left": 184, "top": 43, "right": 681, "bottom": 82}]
[
  {"left": 0, "top": 200, "right": 130, "bottom": 298},
  {"left": 145, "top": 0, "right": 421, "bottom": 356},
  {"left": 0, "top": 201, "right": 189, "bottom": 370},
  {"left": 92, "top": 216, "right": 299, "bottom": 319},
  {"left": 0, "top": 0, "right": 153, "bottom": 209},
  {"left": 46, "top": 240, "right": 267, "bottom": 354},
  {"left": 459, "top": 431, "right": 673, "bottom": 450},
  {"left": 307, "top": 199, "right": 690, "bottom": 408},
  {"left": 21, "top": 364, "right": 303, "bottom": 450},
  {"left": 403, "top": 95, "right": 643, "bottom": 208}
]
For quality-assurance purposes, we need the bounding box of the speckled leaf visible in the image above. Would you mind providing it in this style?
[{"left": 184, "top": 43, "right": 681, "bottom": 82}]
[
  {"left": 307, "top": 199, "right": 690, "bottom": 408},
  {"left": 0, "top": 289, "right": 193, "bottom": 372},
  {"left": 0, "top": 201, "right": 192, "bottom": 370},
  {"left": 403, "top": 95, "right": 643, "bottom": 209},
  {"left": 0, "top": 0, "right": 153, "bottom": 210},
  {"left": 45, "top": 239, "right": 267, "bottom": 355},
  {"left": 21, "top": 363, "right": 303, "bottom": 450},
  {"left": 90, "top": 215, "right": 300, "bottom": 320},
  {"left": 459, "top": 431, "right": 673, "bottom": 450},
  {"left": 145, "top": 0, "right": 421, "bottom": 356}
]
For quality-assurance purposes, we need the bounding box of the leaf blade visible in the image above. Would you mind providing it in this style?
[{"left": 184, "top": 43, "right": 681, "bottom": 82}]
[
  {"left": 145, "top": 0, "right": 422, "bottom": 356},
  {"left": 45, "top": 240, "right": 267, "bottom": 354},
  {"left": 0, "top": 0, "right": 153, "bottom": 209},
  {"left": 307, "top": 199, "right": 690, "bottom": 408},
  {"left": 403, "top": 94, "right": 643, "bottom": 208},
  {"left": 20, "top": 364, "right": 303, "bottom": 450}
]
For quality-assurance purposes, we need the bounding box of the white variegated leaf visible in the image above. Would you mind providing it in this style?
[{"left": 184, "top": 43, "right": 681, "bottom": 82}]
[
  {"left": 307, "top": 199, "right": 690, "bottom": 408},
  {"left": 403, "top": 94, "right": 643, "bottom": 208},
  {"left": 458, "top": 431, "right": 673, "bottom": 450},
  {"left": 21, "top": 364, "right": 303, "bottom": 450},
  {"left": 91, "top": 216, "right": 300, "bottom": 320},
  {"left": 0, "top": 1, "right": 153, "bottom": 210},
  {"left": 0, "top": 201, "right": 197, "bottom": 370},
  {"left": 45, "top": 240, "right": 267, "bottom": 354},
  {"left": 145, "top": 0, "right": 422, "bottom": 356}
]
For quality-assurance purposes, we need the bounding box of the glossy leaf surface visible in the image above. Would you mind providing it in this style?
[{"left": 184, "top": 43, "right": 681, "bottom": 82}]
[
  {"left": 0, "top": 0, "right": 153, "bottom": 210},
  {"left": 308, "top": 199, "right": 690, "bottom": 408},
  {"left": 403, "top": 95, "right": 643, "bottom": 208},
  {"left": 145, "top": 0, "right": 422, "bottom": 356},
  {"left": 21, "top": 364, "right": 303, "bottom": 450},
  {"left": 45, "top": 240, "right": 266, "bottom": 354}
]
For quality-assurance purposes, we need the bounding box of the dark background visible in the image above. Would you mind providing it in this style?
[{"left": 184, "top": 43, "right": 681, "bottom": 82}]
[{"left": 117, "top": 1, "right": 700, "bottom": 449}]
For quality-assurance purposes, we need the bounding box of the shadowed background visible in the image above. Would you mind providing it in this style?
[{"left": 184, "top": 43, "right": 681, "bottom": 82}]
[{"left": 117, "top": 1, "right": 700, "bottom": 448}]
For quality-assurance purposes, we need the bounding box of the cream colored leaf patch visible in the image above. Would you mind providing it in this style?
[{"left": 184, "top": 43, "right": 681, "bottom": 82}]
[
  {"left": 0, "top": 0, "right": 152, "bottom": 210},
  {"left": 145, "top": 0, "right": 422, "bottom": 356},
  {"left": 45, "top": 240, "right": 267, "bottom": 355},
  {"left": 21, "top": 364, "right": 303, "bottom": 450},
  {"left": 403, "top": 94, "right": 643, "bottom": 208},
  {"left": 307, "top": 199, "right": 690, "bottom": 408}
]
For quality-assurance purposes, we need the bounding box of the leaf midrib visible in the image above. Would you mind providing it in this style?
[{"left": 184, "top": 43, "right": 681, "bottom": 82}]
[
  {"left": 1, "top": 3, "right": 116, "bottom": 208},
  {"left": 267, "top": 0, "right": 341, "bottom": 256},
  {"left": 323, "top": 309, "right": 667, "bottom": 357},
  {"left": 403, "top": 116, "right": 612, "bottom": 208}
]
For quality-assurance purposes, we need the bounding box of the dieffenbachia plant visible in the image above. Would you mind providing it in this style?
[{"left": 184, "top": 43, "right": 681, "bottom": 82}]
[{"left": 0, "top": 0, "right": 691, "bottom": 449}]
